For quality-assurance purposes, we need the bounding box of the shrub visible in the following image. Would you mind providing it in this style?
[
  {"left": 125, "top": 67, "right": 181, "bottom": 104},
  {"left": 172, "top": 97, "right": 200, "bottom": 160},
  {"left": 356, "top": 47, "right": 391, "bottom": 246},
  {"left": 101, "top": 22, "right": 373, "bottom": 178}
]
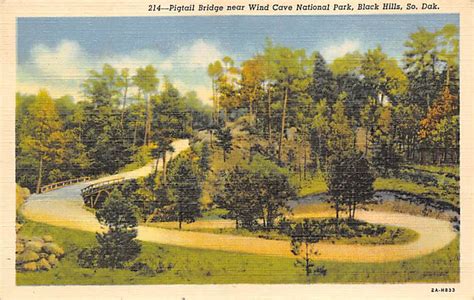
[{"left": 77, "top": 247, "right": 99, "bottom": 268}]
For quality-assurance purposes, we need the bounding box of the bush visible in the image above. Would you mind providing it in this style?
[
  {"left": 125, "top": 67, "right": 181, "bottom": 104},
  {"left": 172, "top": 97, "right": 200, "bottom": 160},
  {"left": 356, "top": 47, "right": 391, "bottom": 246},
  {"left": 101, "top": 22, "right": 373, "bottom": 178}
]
[{"left": 77, "top": 247, "right": 99, "bottom": 268}]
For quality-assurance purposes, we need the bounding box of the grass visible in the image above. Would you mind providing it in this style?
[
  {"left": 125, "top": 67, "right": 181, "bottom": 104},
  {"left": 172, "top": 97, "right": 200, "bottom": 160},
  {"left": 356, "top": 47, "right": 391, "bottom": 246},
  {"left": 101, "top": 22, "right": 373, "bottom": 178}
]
[
  {"left": 405, "top": 164, "right": 459, "bottom": 177},
  {"left": 374, "top": 177, "right": 458, "bottom": 206},
  {"left": 16, "top": 221, "right": 459, "bottom": 284},
  {"left": 297, "top": 174, "right": 328, "bottom": 197}
]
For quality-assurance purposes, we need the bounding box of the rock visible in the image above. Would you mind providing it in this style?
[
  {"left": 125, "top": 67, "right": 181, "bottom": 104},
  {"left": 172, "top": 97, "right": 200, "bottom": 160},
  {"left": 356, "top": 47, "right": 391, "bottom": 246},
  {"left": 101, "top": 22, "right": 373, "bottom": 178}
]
[
  {"left": 22, "top": 262, "right": 38, "bottom": 272},
  {"left": 25, "top": 241, "right": 43, "bottom": 252},
  {"left": 37, "top": 258, "right": 51, "bottom": 271},
  {"left": 42, "top": 243, "right": 64, "bottom": 257},
  {"left": 17, "top": 250, "right": 39, "bottom": 263},
  {"left": 16, "top": 242, "right": 24, "bottom": 254},
  {"left": 30, "top": 236, "right": 44, "bottom": 243},
  {"left": 47, "top": 254, "right": 58, "bottom": 266},
  {"left": 42, "top": 235, "right": 54, "bottom": 243}
]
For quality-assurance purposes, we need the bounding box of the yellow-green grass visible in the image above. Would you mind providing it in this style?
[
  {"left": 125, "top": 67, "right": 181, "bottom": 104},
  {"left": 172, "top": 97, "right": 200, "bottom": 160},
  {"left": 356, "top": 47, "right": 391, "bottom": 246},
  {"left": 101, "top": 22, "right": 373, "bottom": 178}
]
[
  {"left": 17, "top": 221, "right": 458, "bottom": 284},
  {"left": 298, "top": 176, "right": 457, "bottom": 205},
  {"left": 405, "top": 164, "right": 459, "bottom": 177}
]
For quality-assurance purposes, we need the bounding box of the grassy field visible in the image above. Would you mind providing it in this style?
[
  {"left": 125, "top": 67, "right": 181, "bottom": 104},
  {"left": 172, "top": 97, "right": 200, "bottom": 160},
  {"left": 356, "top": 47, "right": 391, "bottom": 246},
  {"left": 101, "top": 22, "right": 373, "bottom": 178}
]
[
  {"left": 17, "top": 221, "right": 459, "bottom": 284},
  {"left": 296, "top": 175, "right": 458, "bottom": 206}
]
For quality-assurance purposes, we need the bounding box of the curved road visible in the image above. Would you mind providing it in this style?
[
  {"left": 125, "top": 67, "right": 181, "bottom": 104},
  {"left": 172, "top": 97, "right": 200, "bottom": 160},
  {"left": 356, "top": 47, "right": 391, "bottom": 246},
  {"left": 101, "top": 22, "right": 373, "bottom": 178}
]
[{"left": 21, "top": 139, "right": 457, "bottom": 263}]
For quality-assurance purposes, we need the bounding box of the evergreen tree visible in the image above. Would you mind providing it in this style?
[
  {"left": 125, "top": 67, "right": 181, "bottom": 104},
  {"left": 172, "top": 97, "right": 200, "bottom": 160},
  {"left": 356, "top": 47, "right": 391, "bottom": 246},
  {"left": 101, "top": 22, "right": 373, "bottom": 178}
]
[
  {"left": 167, "top": 155, "right": 202, "bottom": 229},
  {"left": 216, "top": 126, "right": 233, "bottom": 162},
  {"left": 290, "top": 219, "right": 327, "bottom": 283},
  {"left": 94, "top": 189, "right": 141, "bottom": 269}
]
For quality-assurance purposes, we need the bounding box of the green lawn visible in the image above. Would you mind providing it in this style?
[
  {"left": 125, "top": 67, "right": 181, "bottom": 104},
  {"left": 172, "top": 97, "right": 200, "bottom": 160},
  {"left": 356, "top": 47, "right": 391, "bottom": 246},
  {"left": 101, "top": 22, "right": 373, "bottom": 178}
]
[
  {"left": 17, "top": 221, "right": 459, "bottom": 284},
  {"left": 297, "top": 175, "right": 458, "bottom": 207}
]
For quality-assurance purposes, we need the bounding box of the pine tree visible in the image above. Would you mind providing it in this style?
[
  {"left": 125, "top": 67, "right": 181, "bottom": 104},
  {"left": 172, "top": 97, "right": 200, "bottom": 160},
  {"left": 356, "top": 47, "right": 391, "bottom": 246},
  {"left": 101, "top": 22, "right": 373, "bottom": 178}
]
[
  {"left": 168, "top": 155, "right": 202, "bottom": 229},
  {"left": 94, "top": 189, "right": 141, "bottom": 269}
]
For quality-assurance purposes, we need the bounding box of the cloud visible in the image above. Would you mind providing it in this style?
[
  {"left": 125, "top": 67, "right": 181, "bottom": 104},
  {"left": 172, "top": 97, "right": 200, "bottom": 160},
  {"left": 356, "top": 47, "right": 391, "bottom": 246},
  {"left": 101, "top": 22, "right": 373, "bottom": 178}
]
[
  {"left": 17, "top": 39, "right": 224, "bottom": 105},
  {"left": 321, "top": 40, "right": 361, "bottom": 62}
]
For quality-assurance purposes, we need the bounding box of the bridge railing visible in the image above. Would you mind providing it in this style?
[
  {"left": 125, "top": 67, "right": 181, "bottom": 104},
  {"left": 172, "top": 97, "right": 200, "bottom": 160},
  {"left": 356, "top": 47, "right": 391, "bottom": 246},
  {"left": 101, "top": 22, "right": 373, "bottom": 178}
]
[
  {"left": 40, "top": 177, "right": 91, "bottom": 193},
  {"left": 80, "top": 177, "right": 126, "bottom": 196}
]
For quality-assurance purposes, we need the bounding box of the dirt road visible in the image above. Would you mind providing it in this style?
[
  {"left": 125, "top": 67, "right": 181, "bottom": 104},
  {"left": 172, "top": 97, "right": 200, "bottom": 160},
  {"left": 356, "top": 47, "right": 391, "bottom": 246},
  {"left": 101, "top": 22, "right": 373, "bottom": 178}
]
[{"left": 21, "top": 138, "right": 457, "bottom": 262}]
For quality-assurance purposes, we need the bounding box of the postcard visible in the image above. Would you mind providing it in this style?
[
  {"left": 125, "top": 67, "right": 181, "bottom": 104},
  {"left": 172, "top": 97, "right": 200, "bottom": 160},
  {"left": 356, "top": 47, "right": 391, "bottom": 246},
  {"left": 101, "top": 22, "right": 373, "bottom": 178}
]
[{"left": 1, "top": 0, "right": 473, "bottom": 298}]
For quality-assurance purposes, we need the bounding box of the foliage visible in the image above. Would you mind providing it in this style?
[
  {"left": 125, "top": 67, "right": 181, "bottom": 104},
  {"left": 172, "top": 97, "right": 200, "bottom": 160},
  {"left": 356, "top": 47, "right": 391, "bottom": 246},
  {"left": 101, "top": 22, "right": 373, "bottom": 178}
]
[
  {"left": 78, "top": 190, "right": 141, "bottom": 269},
  {"left": 290, "top": 219, "right": 327, "bottom": 282},
  {"left": 326, "top": 151, "right": 375, "bottom": 219},
  {"left": 215, "top": 126, "right": 233, "bottom": 162},
  {"left": 167, "top": 154, "right": 202, "bottom": 229},
  {"left": 214, "top": 156, "right": 296, "bottom": 230}
]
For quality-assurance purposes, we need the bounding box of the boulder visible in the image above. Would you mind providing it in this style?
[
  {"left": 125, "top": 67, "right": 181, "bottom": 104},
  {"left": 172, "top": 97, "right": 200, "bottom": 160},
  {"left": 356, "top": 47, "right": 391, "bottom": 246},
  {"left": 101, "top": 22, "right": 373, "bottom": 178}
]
[
  {"left": 42, "top": 235, "right": 54, "bottom": 243},
  {"left": 25, "top": 241, "right": 43, "bottom": 252},
  {"left": 16, "top": 242, "right": 24, "bottom": 254},
  {"left": 42, "top": 243, "right": 64, "bottom": 257},
  {"left": 30, "top": 236, "right": 44, "bottom": 243},
  {"left": 37, "top": 258, "right": 52, "bottom": 271},
  {"left": 22, "top": 262, "right": 38, "bottom": 272},
  {"left": 47, "top": 254, "right": 58, "bottom": 266},
  {"left": 17, "top": 250, "right": 39, "bottom": 264}
]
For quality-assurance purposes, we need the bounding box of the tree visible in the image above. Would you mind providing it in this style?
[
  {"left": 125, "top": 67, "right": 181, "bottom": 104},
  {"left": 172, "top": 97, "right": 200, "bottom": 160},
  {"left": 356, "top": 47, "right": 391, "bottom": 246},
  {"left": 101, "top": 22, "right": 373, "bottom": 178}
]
[
  {"left": 290, "top": 219, "right": 327, "bottom": 283},
  {"left": 198, "top": 142, "right": 211, "bottom": 175},
  {"left": 19, "top": 89, "right": 63, "bottom": 193},
  {"left": 133, "top": 65, "right": 159, "bottom": 146},
  {"left": 214, "top": 156, "right": 296, "bottom": 230},
  {"left": 216, "top": 126, "right": 233, "bottom": 162},
  {"left": 94, "top": 189, "right": 141, "bottom": 269},
  {"left": 117, "top": 68, "right": 131, "bottom": 129},
  {"left": 213, "top": 167, "right": 261, "bottom": 229},
  {"left": 152, "top": 79, "right": 190, "bottom": 183},
  {"left": 310, "top": 99, "right": 331, "bottom": 171},
  {"left": 326, "top": 151, "right": 375, "bottom": 220},
  {"left": 371, "top": 105, "right": 401, "bottom": 176},
  {"left": 309, "top": 52, "right": 337, "bottom": 106},
  {"left": 167, "top": 155, "right": 202, "bottom": 229},
  {"left": 403, "top": 27, "right": 443, "bottom": 111},
  {"left": 327, "top": 97, "right": 354, "bottom": 155}
]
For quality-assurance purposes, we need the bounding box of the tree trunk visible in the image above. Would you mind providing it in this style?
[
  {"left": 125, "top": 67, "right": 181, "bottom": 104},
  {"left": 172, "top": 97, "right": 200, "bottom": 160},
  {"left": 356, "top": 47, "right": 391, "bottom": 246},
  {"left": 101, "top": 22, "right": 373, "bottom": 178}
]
[
  {"left": 162, "top": 153, "right": 167, "bottom": 184},
  {"left": 305, "top": 242, "right": 310, "bottom": 280},
  {"left": 143, "top": 93, "right": 152, "bottom": 146},
  {"left": 36, "top": 156, "right": 43, "bottom": 194},
  {"left": 179, "top": 219, "right": 182, "bottom": 230},
  {"left": 268, "top": 88, "right": 272, "bottom": 143},
  {"left": 235, "top": 219, "right": 239, "bottom": 230},
  {"left": 303, "top": 142, "right": 308, "bottom": 180},
  {"left": 278, "top": 87, "right": 288, "bottom": 161},
  {"left": 133, "top": 121, "right": 138, "bottom": 146},
  {"left": 120, "top": 86, "right": 128, "bottom": 129}
]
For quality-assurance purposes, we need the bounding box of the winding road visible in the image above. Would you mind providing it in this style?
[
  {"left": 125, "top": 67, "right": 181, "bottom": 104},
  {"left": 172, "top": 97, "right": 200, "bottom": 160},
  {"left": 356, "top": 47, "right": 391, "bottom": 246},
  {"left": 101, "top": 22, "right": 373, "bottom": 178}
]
[{"left": 21, "top": 139, "right": 457, "bottom": 263}]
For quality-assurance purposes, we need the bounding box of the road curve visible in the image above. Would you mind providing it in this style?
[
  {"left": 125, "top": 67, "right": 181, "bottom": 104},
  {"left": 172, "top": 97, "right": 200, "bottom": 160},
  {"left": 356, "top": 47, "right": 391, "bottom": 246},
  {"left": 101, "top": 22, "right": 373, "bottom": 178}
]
[{"left": 21, "top": 138, "right": 457, "bottom": 262}]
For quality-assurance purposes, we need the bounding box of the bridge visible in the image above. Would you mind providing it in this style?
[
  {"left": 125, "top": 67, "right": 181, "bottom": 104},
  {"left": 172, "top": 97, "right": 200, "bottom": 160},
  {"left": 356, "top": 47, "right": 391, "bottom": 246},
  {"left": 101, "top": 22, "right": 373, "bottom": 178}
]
[
  {"left": 40, "top": 177, "right": 91, "bottom": 193},
  {"left": 80, "top": 177, "right": 128, "bottom": 208}
]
